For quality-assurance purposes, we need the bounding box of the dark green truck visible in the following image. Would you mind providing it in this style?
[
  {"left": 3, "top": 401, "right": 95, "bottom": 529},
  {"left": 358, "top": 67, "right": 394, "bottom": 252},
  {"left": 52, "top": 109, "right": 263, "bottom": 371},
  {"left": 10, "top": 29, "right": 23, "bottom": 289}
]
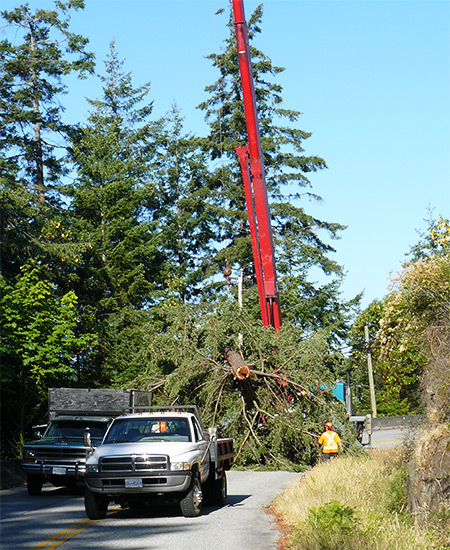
[{"left": 22, "top": 388, "right": 152, "bottom": 495}]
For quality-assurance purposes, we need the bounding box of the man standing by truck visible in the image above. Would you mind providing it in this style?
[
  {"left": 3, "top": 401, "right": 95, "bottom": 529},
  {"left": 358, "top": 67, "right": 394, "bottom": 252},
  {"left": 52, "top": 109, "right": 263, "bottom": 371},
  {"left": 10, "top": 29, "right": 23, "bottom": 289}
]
[{"left": 318, "top": 422, "right": 342, "bottom": 460}]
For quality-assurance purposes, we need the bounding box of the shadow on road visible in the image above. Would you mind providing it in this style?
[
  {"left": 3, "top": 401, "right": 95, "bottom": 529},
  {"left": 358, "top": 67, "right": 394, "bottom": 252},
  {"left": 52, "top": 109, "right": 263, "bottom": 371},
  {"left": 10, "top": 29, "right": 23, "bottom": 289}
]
[{"left": 102, "top": 493, "right": 251, "bottom": 519}]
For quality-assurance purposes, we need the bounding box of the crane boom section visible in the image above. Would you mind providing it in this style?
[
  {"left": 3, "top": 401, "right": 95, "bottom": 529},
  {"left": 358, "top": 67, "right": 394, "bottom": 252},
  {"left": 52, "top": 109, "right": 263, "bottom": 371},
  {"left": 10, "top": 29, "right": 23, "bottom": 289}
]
[{"left": 232, "top": 0, "right": 281, "bottom": 331}]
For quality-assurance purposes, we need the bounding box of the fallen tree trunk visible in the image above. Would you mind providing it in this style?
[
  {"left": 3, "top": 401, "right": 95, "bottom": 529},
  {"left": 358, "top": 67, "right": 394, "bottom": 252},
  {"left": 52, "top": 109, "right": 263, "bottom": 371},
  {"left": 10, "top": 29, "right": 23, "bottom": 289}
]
[{"left": 224, "top": 347, "right": 251, "bottom": 380}]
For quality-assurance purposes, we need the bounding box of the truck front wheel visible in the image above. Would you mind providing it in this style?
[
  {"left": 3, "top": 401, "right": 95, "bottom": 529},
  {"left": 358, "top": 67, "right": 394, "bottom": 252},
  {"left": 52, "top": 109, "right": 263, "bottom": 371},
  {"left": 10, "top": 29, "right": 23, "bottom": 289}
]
[
  {"left": 27, "top": 474, "right": 43, "bottom": 496},
  {"left": 180, "top": 475, "right": 202, "bottom": 517},
  {"left": 85, "top": 487, "right": 109, "bottom": 520}
]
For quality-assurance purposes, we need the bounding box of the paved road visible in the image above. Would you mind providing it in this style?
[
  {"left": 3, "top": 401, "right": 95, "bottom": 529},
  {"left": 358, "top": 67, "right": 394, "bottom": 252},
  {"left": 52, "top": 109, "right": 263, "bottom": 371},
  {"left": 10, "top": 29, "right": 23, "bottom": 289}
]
[
  {"left": 0, "top": 470, "right": 301, "bottom": 550},
  {"left": 361, "top": 425, "right": 417, "bottom": 449}
]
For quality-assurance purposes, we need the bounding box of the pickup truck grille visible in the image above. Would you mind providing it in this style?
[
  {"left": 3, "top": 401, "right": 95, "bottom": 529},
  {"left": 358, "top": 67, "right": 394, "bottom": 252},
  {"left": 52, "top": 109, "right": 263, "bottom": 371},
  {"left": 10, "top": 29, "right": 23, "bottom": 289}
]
[
  {"left": 31, "top": 447, "right": 87, "bottom": 461},
  {"left": 100, "top": 455, "right": 168, "bottom": 473}
]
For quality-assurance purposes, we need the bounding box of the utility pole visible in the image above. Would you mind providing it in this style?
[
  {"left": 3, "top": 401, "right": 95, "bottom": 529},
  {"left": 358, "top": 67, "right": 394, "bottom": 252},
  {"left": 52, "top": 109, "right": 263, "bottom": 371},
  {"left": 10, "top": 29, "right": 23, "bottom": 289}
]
[
  {"left": 345, "top": 369, "right": 354, "bottom": 416},
  {"left": 238, "top": 269, "right": 243, "bottom": 309},
  {"left": 364, "top": 325, "right": 377, "bottom": 418},
  {"left": 238, "top": 269, "right": 243, "bottom": 347},
  {"left": 224, "top": 261, "right": 244, "bottom": 347}
]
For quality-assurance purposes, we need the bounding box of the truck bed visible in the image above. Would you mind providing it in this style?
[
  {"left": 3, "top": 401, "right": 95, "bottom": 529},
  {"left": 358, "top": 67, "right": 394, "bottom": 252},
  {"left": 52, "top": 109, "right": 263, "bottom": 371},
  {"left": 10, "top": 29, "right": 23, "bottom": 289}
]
[{"left": 215, "top": 438, "right": 234, "bottom": 470}]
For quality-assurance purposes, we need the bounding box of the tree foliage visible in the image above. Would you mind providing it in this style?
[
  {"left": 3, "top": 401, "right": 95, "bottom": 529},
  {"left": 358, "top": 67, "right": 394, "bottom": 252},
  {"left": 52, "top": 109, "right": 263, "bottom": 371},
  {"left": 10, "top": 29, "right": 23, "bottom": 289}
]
[
  {"left": 0, "top": 0, "right": 93, "bottom": 198},
  {"left": 0, "top": 261, "right": 95, "bottom": 455},
  {"left": 350, "top": 216, "right": 450, "bottom": 416},
  {"left": 68, "top": 42, "right": 163, "bottom": 311},
  {"left": 0, "top": 0, "right": 94, "bottom": 281},
  {"left": 0, "top": 3, "right": 361, "bottom": 462},
  {"left": 115, "top": 303, "right": 356, "bottom": 468},
  {"left": 0, "top": 0, "right": 97, "bottom": 454},
  {"left": 197, "top": 5, "right": 356, "bottom": 335},
  {"left": 152, "top": 105, "right": 219, "bottom": 302}
]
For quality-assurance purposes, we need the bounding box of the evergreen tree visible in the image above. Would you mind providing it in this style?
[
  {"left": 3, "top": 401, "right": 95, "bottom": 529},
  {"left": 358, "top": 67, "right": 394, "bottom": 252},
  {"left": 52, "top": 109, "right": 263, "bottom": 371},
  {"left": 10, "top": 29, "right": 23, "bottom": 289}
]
[
  {"left": 0, "top": 0, "right": 94, "bottom": 280},
  {"left": 68, "top": 42, "right": 163, "bottom": 310},
  {"left": 154, "top": 105, "right": 219, "bottom": 304},
  {"left": 408, "top": 212, "right": 450, "bottom": 261},
  {"left": 67, "top": 43, "right": 168, "bottom": 383},
  {"left": 198, "top": 5, "right": 355, "bottom": 335}
]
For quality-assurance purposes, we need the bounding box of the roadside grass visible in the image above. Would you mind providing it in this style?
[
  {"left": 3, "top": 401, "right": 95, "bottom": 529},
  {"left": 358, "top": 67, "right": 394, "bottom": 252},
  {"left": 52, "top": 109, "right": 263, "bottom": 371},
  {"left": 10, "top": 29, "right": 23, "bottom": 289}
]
[{"left": 272, "top": 448, "right": 450, "bottom": 550}]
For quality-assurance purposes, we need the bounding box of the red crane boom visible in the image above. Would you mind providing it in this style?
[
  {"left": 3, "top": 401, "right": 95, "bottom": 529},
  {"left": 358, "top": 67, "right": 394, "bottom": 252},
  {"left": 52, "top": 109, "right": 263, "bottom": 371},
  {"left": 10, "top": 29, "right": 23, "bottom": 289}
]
[{"left": 232, "top": 0, "right": 282, "bottom": 331}]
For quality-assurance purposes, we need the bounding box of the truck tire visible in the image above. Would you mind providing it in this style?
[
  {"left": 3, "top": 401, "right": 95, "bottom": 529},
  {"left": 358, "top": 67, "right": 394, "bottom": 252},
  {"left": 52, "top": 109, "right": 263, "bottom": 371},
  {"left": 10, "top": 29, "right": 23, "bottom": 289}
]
[
  {"left": 210, "top": 471, "right": 227, "bottom": 506},
  {"left": 85, "top": 487, "right": 109, "bottom": 520},
  {"left": 180, "top": 475, "right": 202, "bottom": 517},
  {"left": 27, "top": 474, "right": 43, "bottom": 496}
]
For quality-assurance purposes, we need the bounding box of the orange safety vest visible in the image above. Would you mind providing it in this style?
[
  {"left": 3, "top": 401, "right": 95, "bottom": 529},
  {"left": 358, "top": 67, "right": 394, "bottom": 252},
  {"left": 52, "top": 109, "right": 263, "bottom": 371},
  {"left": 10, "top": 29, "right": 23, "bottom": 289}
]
[{"left": 318, "top": 430, "right": 341, "bottom": 454}]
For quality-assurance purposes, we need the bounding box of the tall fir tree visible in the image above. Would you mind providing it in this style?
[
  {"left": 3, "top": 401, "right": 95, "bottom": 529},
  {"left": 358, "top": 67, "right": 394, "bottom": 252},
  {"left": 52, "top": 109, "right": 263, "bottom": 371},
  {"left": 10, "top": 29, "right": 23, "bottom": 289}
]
[
  {"left": 198, "top": 5, "right": 357, "bottom": 336},
  {"left": 67, "top": 43, "right": 170, "bottom": 383},
  {"left": 0, "top": 0, "right": 94, "bottom": 281},
  {"left": 153, "top": 105, "right": 220, "bottom": 304},
  {"left": 68, "top": 42, "right": 164, "bottom": 310}
]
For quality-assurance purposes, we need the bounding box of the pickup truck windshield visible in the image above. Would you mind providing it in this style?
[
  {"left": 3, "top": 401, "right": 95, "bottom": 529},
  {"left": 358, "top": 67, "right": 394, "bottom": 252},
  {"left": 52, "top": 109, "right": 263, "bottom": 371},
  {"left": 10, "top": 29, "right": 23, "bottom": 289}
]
[
  {"left": 104, "top": 417, "right": 191, "bottom": 443},
  {"left": 44, "top": 420, "right": 108, "bottom": 439}
]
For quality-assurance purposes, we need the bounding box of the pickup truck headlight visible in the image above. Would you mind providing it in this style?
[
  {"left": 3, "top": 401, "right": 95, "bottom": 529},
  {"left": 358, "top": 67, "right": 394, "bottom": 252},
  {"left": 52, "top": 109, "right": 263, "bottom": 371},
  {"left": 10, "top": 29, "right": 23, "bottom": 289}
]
[
  {"left": 170, "top": 462, "right": 190, "bottom": 472},
  {"left": 87, "top": 464, "right": 99, "bottom": 473}
]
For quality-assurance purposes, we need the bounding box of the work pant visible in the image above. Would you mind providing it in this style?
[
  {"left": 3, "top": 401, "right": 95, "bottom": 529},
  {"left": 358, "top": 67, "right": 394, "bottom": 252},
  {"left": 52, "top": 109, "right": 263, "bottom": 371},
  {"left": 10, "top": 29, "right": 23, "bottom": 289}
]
[{"left": 322, "top": 452, "right": 338, "bottom": 461}]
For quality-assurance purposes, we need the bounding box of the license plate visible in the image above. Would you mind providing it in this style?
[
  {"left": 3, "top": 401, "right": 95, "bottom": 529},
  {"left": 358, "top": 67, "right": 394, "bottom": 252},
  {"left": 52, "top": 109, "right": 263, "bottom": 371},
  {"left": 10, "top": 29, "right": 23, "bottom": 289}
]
[
  {"left": 52, "top": 467, "right": 66, "bottom": 475},
  {"left": 125, "top": 478, "right": 143, "bottom": 488}
]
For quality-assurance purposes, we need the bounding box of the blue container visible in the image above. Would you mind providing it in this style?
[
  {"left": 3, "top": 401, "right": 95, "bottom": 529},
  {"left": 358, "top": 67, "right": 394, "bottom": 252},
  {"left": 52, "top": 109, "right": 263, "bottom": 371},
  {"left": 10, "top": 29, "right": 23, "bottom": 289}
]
[{"left": 333, "top": 382, "right": 345, "bottom": 402}]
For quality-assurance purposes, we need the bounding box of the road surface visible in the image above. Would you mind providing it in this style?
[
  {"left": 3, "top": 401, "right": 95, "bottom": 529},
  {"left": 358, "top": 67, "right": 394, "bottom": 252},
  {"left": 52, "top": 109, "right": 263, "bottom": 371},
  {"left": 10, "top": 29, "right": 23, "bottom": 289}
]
[
  {"left": 361, "top": 425, "right": 417, "bottom": 449},
  {"left": 0, "top": 470, "right": 301, "bottom": 550}
]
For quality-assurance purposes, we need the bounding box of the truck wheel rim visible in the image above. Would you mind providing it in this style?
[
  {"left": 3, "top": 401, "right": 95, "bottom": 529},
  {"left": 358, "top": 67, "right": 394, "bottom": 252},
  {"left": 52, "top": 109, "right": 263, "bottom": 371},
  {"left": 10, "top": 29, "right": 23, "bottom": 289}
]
[
  {"left": 193, "top": 483, "right": 202, "bottom": 510},
  {"left": 221, "top": 478, "right": 226, "bottom": 499}
]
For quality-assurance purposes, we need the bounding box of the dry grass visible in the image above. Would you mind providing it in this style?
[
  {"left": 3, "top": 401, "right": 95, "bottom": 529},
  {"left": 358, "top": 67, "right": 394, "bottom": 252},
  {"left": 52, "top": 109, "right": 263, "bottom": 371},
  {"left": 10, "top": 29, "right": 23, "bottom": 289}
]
[
  {"left": 273, "top": 448, "right": 449, "bottom": 550},
  {"left": 274, "top": 452, "right": 391, "bottom": 523}
]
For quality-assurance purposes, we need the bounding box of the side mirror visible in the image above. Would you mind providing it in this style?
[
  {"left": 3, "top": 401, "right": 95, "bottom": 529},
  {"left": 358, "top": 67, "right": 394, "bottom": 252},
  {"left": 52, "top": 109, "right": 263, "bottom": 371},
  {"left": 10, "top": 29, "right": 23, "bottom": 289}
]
[
  {"left": 83, "top": 431, "right": 92, "bottom": 447},
  {"left": 34, "top": 431, "right": 43, "bottom": 440},
  {"left": 208, "top": 427, "right": 218, "bottom": 442}
]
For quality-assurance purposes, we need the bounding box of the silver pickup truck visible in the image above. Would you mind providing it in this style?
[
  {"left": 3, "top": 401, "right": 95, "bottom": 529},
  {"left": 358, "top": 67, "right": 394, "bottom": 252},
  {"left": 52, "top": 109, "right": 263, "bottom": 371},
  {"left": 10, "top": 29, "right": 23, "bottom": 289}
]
[{"left": 84, "top": 406, "right": 234, "bottom": 519}]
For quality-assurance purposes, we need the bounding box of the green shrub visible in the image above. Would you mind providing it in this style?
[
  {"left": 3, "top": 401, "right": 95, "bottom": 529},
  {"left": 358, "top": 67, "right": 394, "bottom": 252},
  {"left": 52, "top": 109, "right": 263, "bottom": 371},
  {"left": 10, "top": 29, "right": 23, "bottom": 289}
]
[
  {"left": 386, "top": 464, "right": 407, "bottom": 513},
  {"left": 301, "top": 500, "right": 359, "bottom": 549}
]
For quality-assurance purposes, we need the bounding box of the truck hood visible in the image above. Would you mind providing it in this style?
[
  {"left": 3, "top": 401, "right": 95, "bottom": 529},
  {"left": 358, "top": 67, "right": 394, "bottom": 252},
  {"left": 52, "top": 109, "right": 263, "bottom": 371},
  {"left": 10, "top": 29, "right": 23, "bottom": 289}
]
[{"left": 90, "top": 441, "right": 201, "bottom": 461}]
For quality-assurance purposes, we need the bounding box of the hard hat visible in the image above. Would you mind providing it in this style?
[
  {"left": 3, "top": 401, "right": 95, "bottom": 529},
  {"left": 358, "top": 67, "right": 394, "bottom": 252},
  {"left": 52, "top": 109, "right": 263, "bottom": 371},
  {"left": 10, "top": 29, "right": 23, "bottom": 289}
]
[{"left": 325, "top": 422, "right": 333, "bottom": 429}]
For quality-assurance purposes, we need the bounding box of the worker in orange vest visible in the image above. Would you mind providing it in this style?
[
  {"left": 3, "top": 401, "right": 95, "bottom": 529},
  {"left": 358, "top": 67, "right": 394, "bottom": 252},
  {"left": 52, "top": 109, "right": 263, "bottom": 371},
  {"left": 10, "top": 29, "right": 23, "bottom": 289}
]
[{"left": 318, "top": 422, "right": 342, "bottom": 460}]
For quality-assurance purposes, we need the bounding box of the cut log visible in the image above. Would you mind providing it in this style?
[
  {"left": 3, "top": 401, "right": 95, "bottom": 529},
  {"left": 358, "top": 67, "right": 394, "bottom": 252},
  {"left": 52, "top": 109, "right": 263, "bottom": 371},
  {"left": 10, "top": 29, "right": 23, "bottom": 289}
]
[{"left": 224, "top": 347, "right": 251, "bottom": 380}]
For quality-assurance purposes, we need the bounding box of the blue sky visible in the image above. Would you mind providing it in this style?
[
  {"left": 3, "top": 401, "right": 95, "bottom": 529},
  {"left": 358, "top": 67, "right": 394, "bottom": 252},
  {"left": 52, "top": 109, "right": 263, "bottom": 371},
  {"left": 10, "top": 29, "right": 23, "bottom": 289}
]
[{"left": 2, "top": 0, "right": 449, "bottom": 309}]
